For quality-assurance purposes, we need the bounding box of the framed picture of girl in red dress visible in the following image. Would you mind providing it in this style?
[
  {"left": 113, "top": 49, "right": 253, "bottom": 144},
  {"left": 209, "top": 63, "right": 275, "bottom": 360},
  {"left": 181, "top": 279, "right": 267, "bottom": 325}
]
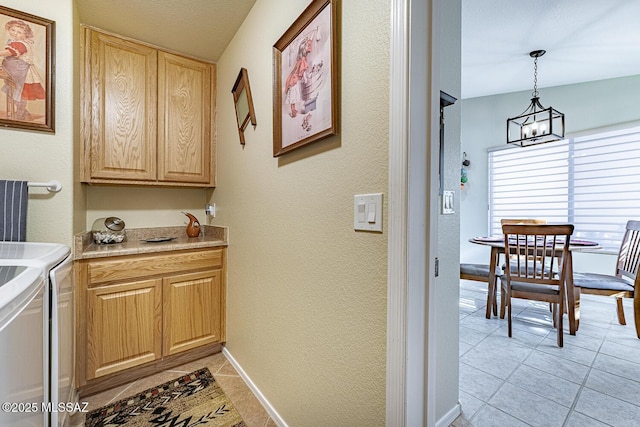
[
  {"left": 273, "top": 0, "right": 337, "bottom": 157},
  {"left": 0, "top": 6, "right": 55, "bottom": 133}
]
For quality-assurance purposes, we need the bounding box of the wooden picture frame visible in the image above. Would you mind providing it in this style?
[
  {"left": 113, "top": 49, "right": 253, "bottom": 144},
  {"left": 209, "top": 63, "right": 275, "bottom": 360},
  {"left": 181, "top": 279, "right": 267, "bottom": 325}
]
[
  {"left": 272, "top": 0, "right": 337, "bottom": 157},
  {"left": 0, "top": 6, "right": 55, "bottom": 133},
  {"left": 232, "top": 67, "right": 256, "bottom": 145}
]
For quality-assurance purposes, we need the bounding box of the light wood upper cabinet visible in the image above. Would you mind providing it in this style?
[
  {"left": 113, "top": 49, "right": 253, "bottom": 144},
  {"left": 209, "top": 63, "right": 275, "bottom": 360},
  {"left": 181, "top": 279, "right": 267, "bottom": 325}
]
[
  {"left": 86, "top": 31, "right": 158, "bottom": 181},
  {"left": 158, "top": 52, "right": 213, "bottom": 184},
  {"left": 81, "top": 26, "right": 216, "bottom": 187}
]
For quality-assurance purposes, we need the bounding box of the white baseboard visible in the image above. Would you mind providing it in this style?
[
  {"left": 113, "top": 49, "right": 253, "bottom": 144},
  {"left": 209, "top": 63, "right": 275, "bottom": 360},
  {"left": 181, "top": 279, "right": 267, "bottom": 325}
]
[
  {"left": 222, "top": 347, "right": 288, "bottom": 427},
  {"left": 436, "top": 402, "right": 461, "bottom": 427},
  {"left": 223, "top": 346, "right": 460, "bottom": 427}
]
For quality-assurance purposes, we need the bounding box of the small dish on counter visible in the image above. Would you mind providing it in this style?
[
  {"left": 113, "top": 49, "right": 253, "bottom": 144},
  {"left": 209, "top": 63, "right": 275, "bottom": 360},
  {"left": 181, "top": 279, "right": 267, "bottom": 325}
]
[{"left": 140, "top": 237, "right": 177, "bottom": 243}]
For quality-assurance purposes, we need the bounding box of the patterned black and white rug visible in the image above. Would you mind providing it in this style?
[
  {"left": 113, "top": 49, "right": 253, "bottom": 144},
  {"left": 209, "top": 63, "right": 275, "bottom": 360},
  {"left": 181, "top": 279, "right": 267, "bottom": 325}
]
[{"left": 85, "top": 367, "right": 246, "bottom": 427}]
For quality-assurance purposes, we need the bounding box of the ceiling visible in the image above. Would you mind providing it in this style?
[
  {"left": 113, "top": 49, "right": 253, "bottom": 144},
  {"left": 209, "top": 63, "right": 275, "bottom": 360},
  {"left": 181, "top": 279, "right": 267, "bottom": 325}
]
[
  {"left": 75, "top": 0, "right": 257, "bottom": 62},
  {"left": 75, "top": 1, "right": 640, "bottom": 99},
  {"left": 462, "top": 0, "right": 640, "bottom": 99}
]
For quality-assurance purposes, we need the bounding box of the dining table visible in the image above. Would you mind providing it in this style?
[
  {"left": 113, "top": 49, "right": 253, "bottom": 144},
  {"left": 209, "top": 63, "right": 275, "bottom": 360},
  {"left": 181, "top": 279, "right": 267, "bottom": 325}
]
[{"left": 469, "top": 235, "right": 601, "bottom": 335}]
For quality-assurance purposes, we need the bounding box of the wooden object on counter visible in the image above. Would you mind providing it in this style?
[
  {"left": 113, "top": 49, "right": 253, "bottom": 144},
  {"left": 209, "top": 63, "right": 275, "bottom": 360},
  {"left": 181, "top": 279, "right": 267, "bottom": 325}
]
[
  {"left": 183, "top": 212, "right": 202, "bottom": 237},
  {"left": 80, "top": 25, "right": 216, "bottom": 187},
  {"left": 75, "top": 246, "right": 226, "bottom": 396}
]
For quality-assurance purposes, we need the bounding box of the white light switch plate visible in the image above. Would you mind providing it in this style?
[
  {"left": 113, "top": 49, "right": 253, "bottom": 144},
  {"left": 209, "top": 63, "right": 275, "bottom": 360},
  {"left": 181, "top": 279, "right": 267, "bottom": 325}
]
[
  {"left": 354, "top": 193, "right": 383, "bottom": 232},
  {"left": 442, "top": 190, "right": 455, "bottom": 214}
]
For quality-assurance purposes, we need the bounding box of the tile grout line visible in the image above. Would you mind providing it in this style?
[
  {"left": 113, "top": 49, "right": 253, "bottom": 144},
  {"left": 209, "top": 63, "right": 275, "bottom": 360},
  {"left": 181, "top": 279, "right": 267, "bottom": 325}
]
[
  {"left": 214, "top": 360, "right": 229, "bottom": 376},
  {"left": 105, "top": 381, "right": 139, "bottom": 406},
  {"left": 514, "top": 302, "right": 613, "bottom": 427},
  {"left": 479, "top": 321, "right": 550, "bottom": 427},
  {"left": 560, "top": 331, "right": 607, "bottom": 427},
  {"left": 462, "top": 302, "right": 546, "bottom": 426}
]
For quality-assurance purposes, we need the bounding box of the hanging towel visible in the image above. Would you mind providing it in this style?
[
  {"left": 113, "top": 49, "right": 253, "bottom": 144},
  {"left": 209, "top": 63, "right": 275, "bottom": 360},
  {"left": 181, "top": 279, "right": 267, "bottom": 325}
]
[{"left": 0, "top": 180, "right": 28, "bottom": 242}]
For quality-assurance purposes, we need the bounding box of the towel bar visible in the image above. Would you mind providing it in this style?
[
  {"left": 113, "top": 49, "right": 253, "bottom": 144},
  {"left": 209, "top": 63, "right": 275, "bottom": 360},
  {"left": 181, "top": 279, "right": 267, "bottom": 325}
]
[{"left": 27, "top": 180, "right": 62, "bottom": 193}]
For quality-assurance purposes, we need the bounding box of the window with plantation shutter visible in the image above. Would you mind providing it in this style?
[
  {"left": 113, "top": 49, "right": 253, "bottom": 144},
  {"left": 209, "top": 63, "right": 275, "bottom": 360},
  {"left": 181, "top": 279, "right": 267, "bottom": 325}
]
[{"left": 488, "top": 126, "right": 640, "bottom": 251}]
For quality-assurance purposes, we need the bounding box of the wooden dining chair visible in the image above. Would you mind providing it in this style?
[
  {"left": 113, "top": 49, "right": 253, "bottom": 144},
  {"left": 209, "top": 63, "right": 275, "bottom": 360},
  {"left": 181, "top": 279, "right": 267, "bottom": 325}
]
[
  {"left": 572, "top": 220, "right": 640, "bottom": 339},
  {"left": 500, "top": 224, "right": 574, "bottom": 347},
  {"left": 499, "top": 219, "right": 550, "bottom": 312},
  {"left": 501, "top": 218, "right": 553, "bottom": 291},
  {"left": 460, "top": 219, "right": 547, "bottom": 316}
]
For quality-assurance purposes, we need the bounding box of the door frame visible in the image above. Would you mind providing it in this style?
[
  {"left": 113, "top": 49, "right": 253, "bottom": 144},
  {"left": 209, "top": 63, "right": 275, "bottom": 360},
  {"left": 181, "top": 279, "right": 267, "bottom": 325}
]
[{"left": 387, "top": 0, "right": 441, "bottom": 425}]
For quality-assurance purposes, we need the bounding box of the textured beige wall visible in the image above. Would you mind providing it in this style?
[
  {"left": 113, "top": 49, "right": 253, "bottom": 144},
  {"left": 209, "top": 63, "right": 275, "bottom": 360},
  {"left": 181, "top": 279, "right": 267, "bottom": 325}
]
[
  {"left": 85, "top": 186, "right": 210, "bottom": 230},
  {"left": 213, "top": 0, "right": 390, "bottom": 425},
  {"left": 0, "top": 0, "right": 76, "bottom": 245}
]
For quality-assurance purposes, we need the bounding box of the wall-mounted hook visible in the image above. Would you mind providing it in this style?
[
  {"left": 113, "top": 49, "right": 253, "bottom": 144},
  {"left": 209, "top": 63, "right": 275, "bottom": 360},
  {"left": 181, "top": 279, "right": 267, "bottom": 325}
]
[{"left": 462, "top": 152, "right": 471, "bottom": 167}]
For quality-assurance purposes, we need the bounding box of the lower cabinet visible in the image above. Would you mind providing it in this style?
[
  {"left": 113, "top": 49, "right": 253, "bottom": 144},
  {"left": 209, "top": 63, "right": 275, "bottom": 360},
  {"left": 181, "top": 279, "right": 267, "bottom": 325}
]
[
  {"left": 163, "top": 270, "right": 223, "bottom": 356},
  {"left": 75, "top": 247, "right": 226, "bottom": 395},
  {"left": 86, "top": 278, "right": 162, "bottom": 380}
]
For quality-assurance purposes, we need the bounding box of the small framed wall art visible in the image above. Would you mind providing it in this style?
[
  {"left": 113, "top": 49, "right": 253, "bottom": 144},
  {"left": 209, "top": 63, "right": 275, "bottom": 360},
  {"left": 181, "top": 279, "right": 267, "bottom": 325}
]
[
  {"left": 231, "top": 67, "right": 256, "bottom": 145},
  {"left": 272, "top": 0, "right": 337, "bottom": 157},
  {"left": 0, "top": 5, "right": 55, "bottom": 133}
]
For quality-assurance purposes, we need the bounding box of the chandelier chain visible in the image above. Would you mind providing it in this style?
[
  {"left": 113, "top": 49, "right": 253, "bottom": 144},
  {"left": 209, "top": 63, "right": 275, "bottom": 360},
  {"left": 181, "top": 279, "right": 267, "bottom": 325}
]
[{"left": 532, "top": 56, "right": 539, "bottom": 98}]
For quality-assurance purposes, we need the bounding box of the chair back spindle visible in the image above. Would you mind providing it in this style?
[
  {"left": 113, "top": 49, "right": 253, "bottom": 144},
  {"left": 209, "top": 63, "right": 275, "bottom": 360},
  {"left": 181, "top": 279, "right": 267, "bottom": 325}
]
[{"left": 617, "top": 220, "right": 640, "bottom": 283}]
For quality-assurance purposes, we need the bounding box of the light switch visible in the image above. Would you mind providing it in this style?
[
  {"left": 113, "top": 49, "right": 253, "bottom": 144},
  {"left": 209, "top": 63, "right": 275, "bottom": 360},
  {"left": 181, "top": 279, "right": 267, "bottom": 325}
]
[
  {"left": 367, "top": 204, "right": 376, "bottom": 223},
  {"left": 442, "top": 190, "right": 455, "bottom": 214},
  {"left": 357, "top": 202, "right": 366, "bottom": 222},
  {"left": 354, "top": 193, "right": 383, "bottom": 232}
]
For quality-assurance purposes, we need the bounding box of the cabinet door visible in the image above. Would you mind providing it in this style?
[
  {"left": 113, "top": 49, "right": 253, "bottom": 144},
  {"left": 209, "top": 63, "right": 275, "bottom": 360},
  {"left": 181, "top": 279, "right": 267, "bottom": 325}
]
[
  {"left": 158, "top": 52, "right": 213, "bottom": 184},
  {"left": 86, "top": 278, "right": 162, "bottom": 380},
  {"left": 87, "top": 30, "right": 158, "bottom": 181},
  {"left": 163, "top": 270, "right": 222, "bottom": 356}
]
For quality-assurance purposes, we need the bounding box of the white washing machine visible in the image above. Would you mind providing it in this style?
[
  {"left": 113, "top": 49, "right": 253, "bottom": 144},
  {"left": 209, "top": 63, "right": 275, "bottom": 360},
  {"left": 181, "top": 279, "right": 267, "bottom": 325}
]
[
  {"left": 0, "top": 242, "right": 73, "bottom": 427},
  {"left": 0, "top": 264, "right": 46, "bottom": 427}
]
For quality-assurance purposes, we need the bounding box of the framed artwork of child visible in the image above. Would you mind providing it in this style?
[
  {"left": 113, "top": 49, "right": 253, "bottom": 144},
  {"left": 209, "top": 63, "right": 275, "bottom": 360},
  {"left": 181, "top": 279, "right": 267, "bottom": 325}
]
[
  {"left": 273, "top": 0, "right": 337, "bottom": 157},
  {"left": 0, "top": 6, "right": 55, "bottom": 133}
]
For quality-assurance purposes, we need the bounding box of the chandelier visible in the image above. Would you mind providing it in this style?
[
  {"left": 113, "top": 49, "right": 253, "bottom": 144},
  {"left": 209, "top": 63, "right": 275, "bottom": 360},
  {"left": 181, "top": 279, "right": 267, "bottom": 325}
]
[{"left": 507, "top": 50, "right": 565, "bottom": 147}]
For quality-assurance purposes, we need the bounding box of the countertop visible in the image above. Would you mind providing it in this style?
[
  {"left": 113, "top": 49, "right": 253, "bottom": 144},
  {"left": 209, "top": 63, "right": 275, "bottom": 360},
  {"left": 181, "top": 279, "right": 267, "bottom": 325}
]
[{"left": 74, "top": 225, "right": 228, "bottom": 260}]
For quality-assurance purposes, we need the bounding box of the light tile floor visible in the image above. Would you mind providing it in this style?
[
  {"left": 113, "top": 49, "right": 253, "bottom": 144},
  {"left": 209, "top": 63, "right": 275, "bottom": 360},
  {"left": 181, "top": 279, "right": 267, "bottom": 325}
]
[
  {"left": 69, "top": 352, "right": 276, "bottom": 427},
  {"left": 453, "top": 279, "right": 640, "bottom": 427}
]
